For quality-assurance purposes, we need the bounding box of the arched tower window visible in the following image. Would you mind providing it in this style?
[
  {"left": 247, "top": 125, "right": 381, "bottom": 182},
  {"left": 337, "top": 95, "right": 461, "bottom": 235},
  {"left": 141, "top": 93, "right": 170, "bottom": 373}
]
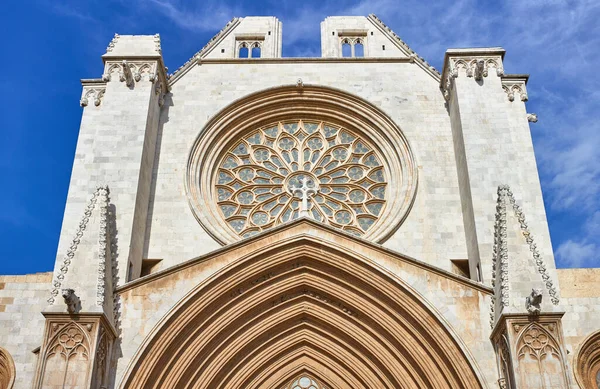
[
  {"left": 238, "top": 43, "right": 249, "bottom": 58},
  {"left": 251, "top": 43, "right": 261, "bottom": 58},
  {"left": 341, "top": 39, "right": 352, "bottom": 58},
  {"left": 354, "top": 39, "right": 364, "bottom": 57}
]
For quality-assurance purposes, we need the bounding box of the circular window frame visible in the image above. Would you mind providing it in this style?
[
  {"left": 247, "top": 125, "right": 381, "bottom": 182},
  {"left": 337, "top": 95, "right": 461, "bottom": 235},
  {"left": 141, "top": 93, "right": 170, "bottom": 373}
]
[{"left": 185, "top": 85, "right": 418, "bottom": 245}]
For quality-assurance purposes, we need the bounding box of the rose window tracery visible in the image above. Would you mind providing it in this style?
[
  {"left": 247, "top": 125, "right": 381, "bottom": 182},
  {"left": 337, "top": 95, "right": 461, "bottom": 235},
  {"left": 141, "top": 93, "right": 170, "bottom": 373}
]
[{"left": 216, "top": 120, "right": 387, "bottom": 238}]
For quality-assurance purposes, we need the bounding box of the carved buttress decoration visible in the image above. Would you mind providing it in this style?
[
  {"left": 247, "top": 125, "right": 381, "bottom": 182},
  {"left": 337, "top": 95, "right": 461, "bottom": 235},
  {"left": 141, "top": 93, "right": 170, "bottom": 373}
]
[
  {"left": 40, "top": 322, "right": 91, "bottom": 388},
  {"left": 515, "top": 324, "right": 568, "bottom": 388}
]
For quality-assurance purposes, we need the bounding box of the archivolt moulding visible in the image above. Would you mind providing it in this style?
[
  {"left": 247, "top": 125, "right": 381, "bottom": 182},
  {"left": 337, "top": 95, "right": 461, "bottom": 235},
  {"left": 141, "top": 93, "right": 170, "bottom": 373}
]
[
  {"left": 119, "top": 230, "right": 485, "bottom": 388},
  {"left": 0, "top": 347, "right": 15, "bottom": 389},
  {"left": 185, "top": 85, "right": 418, "bottom": 245},
  {"left": 574, "top": 329, "right": 600, "bottom": 388}
]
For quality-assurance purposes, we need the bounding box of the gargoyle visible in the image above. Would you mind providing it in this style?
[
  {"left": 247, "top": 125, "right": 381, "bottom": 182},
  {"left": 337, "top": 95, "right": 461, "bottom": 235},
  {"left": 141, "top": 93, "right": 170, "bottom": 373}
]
[
  {"left": 526, "top": 288, "right": 543, "bottom": 314},
  {"left": 62, "top": 288, "right": 79, "bottom": 314}
]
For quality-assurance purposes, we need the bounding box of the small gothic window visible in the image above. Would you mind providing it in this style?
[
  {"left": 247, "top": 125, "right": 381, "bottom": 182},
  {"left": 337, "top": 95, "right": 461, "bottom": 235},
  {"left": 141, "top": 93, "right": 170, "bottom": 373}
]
[
  {"left": 238, "top": 44, "right": 249, "bottom": 58},
  {"left": 251, "top": 44, "right": 261, "bottom": 58},
  {"left": 342, "top": 40, "right": 352, "bottom": 58},
  {"left": 355, "top": 40, "right": 364, "bottom": 57}
]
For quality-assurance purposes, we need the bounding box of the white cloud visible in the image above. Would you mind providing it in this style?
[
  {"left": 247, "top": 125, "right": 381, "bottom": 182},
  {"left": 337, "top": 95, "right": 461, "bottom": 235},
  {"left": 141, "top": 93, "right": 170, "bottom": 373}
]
[
  {"left": 555, "top": 240, "right": 598, "bottom": 268},
  {"left": 147, "top": 0, "right": 241, "bottom": 32}
]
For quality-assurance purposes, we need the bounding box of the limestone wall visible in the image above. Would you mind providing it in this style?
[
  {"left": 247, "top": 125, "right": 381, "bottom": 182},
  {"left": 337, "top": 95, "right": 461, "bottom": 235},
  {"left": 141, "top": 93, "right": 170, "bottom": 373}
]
[
  {"left": 0, "top": 273, "right": 51, "bottom": 389},
  {"left": 144, "top": 59, "right": 469, "bottom": 274},
  {"left": 557, "top": 268, "right": 600, "bottom": 383}
]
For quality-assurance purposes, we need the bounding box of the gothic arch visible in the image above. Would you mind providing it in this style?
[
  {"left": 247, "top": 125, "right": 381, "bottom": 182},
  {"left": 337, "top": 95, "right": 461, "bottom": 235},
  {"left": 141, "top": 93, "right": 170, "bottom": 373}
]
[
  {"left": 514, "top": 323, "right": 568, "bottom": 388},
  {"left": 185, "top": 84, "right": 418, "bottom": 245},
  {"left": 574, "top": 330, "right": 600, "bottom": 388},
  {"left": 0, "top": 347, "right": 15, "bottom": 389},
  {"left": 120, "top": 234, "right": 485, "bottom": 388}
]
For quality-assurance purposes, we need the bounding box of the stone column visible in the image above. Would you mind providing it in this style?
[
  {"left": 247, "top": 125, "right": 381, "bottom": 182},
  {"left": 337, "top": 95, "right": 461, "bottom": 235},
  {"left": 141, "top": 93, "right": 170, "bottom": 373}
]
[
  {"left": 442, "top": 48, "right": 556, "bottom": 288},
  {"left": 54, "top": 34, "right": 168, "bottom": 286}
]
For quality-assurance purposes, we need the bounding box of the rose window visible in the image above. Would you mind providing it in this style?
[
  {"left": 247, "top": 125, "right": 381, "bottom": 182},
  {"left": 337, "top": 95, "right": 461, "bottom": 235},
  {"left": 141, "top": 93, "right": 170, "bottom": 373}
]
[{"left": 215, "top": 120, "right": 387, "bottom": 238}]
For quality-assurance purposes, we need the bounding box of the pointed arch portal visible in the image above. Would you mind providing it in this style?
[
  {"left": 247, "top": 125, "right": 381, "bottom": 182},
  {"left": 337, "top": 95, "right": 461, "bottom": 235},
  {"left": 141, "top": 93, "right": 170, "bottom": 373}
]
[{"left": 121, "top": 232, "right": 484, "bottom": 388}]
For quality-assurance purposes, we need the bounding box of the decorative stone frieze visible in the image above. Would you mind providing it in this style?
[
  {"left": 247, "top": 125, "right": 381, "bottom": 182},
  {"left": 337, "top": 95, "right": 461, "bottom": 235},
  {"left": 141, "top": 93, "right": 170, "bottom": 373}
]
[
  {"left": 502, "top": 76, "right": 528, "bottom": 102},
  {"left": 440, "top": 48, "right": 505, "bottom": 100},
  {"left": 100, "top": 59, "right": 169, "bottom": 107},
  {"left": 102, "top": 60, "right": 166, "bottom": 85},
  {"left": 80, "top": 84, "right": 106, "bottom": 107}
]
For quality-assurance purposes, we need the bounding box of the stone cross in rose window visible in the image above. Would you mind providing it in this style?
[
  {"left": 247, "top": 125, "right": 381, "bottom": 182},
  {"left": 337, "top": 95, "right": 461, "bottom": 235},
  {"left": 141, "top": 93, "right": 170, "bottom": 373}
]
[{"left": 288, "top": 178, "right": 319, "bottom": 217}]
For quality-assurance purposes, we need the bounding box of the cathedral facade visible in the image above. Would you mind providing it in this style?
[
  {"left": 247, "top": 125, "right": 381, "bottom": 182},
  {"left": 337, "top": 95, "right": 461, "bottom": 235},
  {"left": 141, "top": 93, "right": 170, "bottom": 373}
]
[{"left": 1, "top": 15, "right": 600, "bottom": 389}]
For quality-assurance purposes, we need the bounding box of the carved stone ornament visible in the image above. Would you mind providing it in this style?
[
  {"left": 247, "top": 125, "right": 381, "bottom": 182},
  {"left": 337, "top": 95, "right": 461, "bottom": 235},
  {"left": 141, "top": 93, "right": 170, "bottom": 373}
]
[
  {"left": 96, "top": 186, "right": 111, "bottom": 306},
  {"left": 490, "top": 185, "right": 560, "bottom": 327},
  {"left": 61, "top": 288, "right": 78, "bottom": 314},
  {"left": 442, "top": 55, "right": 504, "bottom": 100},
  {"left": 497, "top": 378, "right": 507, "bottom": 389},
  {"left": 105, "top": 33, "right": 119, "bottom": 53},
  {"left": 527, "top": 113, "right": 538, "bottom": 123},
  {"left": 154, "top": 33, "right": 162, "bottom": 54},
  {"left": 48, "top": 186, "right": 110, "bottom": 305},
  {"left": 119, "top": 60, "right": 134, "bottom": 87},
  {"left": 102, "top": 60, "right": 169, "bottom": 97},
  {"left": 80, "top": 86, "right": 106, "bottom": 107},
  {"left": 526, "top": 288, "right": 543, "bottom": 314},
  {"left": 502, "top": 80, "right": 528, "bottom": 102}
]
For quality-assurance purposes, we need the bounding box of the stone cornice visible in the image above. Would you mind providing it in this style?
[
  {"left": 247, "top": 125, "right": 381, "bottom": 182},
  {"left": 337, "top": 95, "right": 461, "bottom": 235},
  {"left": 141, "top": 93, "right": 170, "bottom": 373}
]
[
  {"left": 440, "top": 47, "right": 505, "bottom": 100},
  {"left": 501, "top": 74, "right": 529, "bottom": 102}
]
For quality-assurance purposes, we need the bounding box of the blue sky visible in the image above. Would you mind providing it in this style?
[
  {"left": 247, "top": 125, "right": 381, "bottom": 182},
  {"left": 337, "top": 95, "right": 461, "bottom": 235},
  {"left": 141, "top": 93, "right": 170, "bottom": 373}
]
[{"left": 1, "top": 0, "right": 599, "bottom": 274}]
